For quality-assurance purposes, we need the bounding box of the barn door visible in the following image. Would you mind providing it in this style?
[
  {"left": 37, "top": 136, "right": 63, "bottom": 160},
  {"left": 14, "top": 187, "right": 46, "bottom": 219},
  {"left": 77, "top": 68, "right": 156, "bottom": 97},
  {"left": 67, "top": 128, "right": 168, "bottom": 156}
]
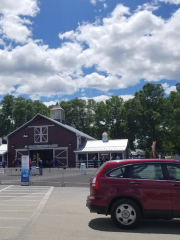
[{"left": 54, "top": 148, "right": 68, "bottom": 167}]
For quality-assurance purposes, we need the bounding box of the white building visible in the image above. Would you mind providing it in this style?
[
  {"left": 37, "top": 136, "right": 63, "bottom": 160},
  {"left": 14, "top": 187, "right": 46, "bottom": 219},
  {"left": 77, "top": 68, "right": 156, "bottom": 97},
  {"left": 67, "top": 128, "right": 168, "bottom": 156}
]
[
  {"left": 0, "top": 138, "right": 7, "bottom": 164},
  {"left": 74, "top": 132, "right": 129, "bottom": 167}
]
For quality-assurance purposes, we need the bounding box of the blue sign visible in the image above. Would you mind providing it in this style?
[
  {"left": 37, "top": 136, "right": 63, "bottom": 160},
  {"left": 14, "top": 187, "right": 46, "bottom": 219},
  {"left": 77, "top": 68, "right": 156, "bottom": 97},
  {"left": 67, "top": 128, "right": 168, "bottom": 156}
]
[
  {"left": 21, "top": 155, "right": 29, "bottom": 183},
  {"left": 21, "top": 169, "right": 30, "bottom": 182}
]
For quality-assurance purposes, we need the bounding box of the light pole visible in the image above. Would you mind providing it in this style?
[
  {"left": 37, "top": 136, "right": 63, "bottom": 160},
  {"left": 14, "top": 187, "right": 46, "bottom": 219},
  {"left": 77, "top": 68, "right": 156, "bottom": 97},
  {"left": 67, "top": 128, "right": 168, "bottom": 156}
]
[{"left": 23, "top": 127, "right": 30, "bottom": 158}]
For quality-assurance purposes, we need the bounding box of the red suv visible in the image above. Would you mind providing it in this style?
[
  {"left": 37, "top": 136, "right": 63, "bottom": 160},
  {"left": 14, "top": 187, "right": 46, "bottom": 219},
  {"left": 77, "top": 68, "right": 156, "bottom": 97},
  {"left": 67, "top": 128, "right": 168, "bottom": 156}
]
[{"left": 86, "top": 159, "right": 180, "bottom": 229}]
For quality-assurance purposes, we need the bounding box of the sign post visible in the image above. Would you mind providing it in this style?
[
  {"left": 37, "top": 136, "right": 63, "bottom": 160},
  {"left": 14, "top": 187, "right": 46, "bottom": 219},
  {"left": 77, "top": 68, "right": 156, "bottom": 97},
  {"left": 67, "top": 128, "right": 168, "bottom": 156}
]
[
  {"left": 21, "top": 155, "right": 30, "bottom": 185},
  {"left": 80, "top": 163, "right": 86, "bottom": 175}
]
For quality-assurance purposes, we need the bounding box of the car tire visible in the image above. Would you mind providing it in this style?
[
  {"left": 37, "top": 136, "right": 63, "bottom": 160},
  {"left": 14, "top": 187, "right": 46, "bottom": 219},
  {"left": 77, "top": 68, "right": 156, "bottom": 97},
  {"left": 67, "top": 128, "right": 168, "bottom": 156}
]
[{"left": 111, "top": 199, "right": 141, "bottom": 229}]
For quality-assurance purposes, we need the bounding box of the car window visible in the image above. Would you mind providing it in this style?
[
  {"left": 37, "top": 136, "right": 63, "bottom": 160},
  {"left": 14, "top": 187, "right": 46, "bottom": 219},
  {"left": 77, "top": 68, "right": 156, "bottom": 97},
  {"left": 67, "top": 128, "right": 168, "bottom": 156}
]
[
  {"left": 106, "top": 166, "right": 130, "bottom": 178},
  {"left": 131, "top": 164, "right": 163, "bottom": 180},
  {"left": 166, "top": 164, "right": 180, "bottom": 181},
  {"left": 91, "top": 162, "right": 106, "bottom": 177}
]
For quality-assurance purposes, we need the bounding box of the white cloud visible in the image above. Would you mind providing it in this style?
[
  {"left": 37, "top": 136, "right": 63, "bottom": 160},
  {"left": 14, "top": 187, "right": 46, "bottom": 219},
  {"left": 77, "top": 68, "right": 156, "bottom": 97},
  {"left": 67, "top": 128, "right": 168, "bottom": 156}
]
[
  {"left": 77, "top": 73, "right": 127, "bottom": 91},
  {"left": 0, "top": 0, "right": 39, "bottom": 16},
  {"left": 0, "top": 14, "right": 32, "bottom": 43},
  {"left": 81, "top": 94, "right": 134, "bottom": 102},
  {"left": 120, "top": 95, "right": 134, "bottom": 101},
  {"left": 59, "top": 4, "right": 180, "bottom": 90},
  {"left": 162, "top": 83, "right": 177, "bottom": 94},
  {"left": 136, "top": 3, "right": 159, "bottom": 12},
  {"left": 43, "top": 101, "right": 58, "bottom": 107},
  {"left": 81, "top": 95, "right": 110, "bottom": 102},
  {"left": 90, "top": 0, "right": 105, "bottom": 5},
  {"left": 158, "top": 0, "right": 180, "bottom": 4},
  {"left": 103, "top": 4, "right": 108, "bottom": 9},
  {"left": 0, "top": 2, "right": 180, "bottom": 100},
  {"left": 0, "top": 0, "right": 39, "bottom": 43}
]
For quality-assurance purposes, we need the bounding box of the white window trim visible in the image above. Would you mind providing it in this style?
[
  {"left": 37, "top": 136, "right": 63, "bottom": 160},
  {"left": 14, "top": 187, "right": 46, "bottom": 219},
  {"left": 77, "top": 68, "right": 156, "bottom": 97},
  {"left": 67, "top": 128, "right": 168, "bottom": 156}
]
[{"left": 34, "top": 126, "right": 48, "bottom": 143}]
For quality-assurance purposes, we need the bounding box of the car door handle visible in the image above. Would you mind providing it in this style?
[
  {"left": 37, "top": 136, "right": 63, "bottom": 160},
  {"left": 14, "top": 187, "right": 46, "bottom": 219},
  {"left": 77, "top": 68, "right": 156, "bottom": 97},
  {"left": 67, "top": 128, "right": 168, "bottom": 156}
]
[
  {"left": 129, "top": 181, "right": 140, "bottom": 185},
  {"left": 172, "top": 183, "right": 180, "bottom": 186}
]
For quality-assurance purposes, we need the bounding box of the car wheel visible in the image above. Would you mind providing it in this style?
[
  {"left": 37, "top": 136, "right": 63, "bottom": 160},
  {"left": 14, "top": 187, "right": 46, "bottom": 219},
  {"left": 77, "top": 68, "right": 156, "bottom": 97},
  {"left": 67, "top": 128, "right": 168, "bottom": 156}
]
[{"left": 111, "top": 199, "right": 141, "bottom": 229}]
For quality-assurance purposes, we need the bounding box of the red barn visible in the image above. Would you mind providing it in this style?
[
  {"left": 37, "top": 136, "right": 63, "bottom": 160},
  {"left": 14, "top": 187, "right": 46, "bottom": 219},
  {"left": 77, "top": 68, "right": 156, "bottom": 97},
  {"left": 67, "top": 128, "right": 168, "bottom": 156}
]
[{"left": 6, "top": 103, "right": 95, "bottom": 168}]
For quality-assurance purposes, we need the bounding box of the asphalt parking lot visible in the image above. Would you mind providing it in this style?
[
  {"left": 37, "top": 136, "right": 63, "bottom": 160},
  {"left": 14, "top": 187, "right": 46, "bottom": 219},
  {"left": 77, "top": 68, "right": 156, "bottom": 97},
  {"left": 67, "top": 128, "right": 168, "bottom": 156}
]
[{"left": 0, "top": 185, "right": 180, "bottom": 240}]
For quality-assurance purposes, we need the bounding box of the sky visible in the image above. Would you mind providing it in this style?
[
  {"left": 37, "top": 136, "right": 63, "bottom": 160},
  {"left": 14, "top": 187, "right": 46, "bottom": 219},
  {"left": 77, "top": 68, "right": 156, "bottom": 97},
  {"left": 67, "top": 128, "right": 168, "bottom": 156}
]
[{"left": 0, "top": 0, "right": 180, "bottom": 106}]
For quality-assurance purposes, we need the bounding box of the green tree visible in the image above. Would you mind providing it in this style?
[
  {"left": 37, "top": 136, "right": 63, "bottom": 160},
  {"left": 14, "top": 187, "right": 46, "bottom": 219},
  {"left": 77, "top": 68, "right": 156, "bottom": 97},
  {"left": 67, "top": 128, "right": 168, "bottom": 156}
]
[
  {"left": 145, "top": 148, "right": 150, "bottom": 158},
  {"left": 123, "top": 97, "right": 139, "bottom": 149},
  {"left": 94, "top": 101, "right": 108, "bottom": 139},
  {"left": 165, "top": 83, "right": 180, "bottom": 154},
  {"left": 12, "top": 97, "right": 27, "bottom": 129},
  {"left": 84, "top": 99, "right": 96, "bottom": 137},
  {"left": 105, "top": 96, "right": 125, "bottom": 139},
  {"left": 0, "top": 95, "right": 14, "bottom": 136},
  {"left": 133, "top": 83, "right": 165, "bottom": 151},
  {"left": 61, "top": 98, "right": 87, "bottom": 132},
  {"left": 33, "top": 100, "right": 49, "bottom": 117}
]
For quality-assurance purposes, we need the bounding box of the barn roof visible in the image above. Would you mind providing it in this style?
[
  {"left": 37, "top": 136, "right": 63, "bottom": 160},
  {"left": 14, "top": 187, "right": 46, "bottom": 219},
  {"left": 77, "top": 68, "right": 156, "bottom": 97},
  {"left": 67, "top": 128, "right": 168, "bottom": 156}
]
[
  {"left": 6, "top": 113, "right": 96, "bottom": 140},
  {"left": 74, "top": 139, "right": 128, "bottom": 153}
]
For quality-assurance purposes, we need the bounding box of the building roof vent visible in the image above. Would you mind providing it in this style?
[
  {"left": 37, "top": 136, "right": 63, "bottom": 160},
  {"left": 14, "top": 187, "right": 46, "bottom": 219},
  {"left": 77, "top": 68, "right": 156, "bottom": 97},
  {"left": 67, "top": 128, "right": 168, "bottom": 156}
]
[
  {"left": 102, "top": 132, "right": 108, "bottom": 142},
  {"left": 50, "top": 102, "right": 65, "bottom": 123}
]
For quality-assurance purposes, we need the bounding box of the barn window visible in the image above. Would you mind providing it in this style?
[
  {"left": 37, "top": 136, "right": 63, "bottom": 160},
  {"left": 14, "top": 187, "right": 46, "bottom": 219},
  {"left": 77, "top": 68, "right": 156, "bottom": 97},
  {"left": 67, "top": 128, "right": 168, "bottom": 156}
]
[{"left": 34, "top": 127, "right": 48, "bottom": 143}]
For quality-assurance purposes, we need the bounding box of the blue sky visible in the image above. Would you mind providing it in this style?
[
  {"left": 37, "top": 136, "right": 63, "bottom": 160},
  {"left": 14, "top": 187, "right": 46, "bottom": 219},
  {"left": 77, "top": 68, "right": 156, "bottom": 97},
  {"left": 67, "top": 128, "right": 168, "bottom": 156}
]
[{"left": 0, "top": 0, "right": 180, "bottom": 106}]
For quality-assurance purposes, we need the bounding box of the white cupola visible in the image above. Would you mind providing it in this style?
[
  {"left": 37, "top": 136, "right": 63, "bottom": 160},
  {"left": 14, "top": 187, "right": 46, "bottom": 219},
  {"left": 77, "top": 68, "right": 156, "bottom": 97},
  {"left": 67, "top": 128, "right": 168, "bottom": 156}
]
[
  {"left": 102, "top": 132, "right": 108, "bottom": 142},
  {"left": 50, "top": 102, "right": 65, "bottom": 123}
]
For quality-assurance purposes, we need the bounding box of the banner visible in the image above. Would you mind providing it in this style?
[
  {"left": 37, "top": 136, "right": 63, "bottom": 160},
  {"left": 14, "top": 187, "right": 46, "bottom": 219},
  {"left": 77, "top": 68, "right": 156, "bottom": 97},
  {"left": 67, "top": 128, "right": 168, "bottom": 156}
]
[
  {"left": 21, "top": 155, "right": 29, "bottom": 183},
  {"left": 152, "top": 141, "right": 156, "bottom": 158}
]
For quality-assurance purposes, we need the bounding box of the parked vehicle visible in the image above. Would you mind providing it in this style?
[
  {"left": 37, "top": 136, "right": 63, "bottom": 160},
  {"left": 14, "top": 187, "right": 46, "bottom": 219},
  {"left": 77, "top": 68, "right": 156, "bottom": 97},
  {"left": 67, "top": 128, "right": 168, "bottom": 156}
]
[{"left": 86, "top": 159, "right": 180, "bottom": 229}]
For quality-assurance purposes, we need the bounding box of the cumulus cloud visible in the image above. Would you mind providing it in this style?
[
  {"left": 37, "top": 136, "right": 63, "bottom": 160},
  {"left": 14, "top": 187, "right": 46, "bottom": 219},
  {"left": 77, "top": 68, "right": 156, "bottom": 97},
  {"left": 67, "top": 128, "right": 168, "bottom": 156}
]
[
  {"left": 121, "top": 95, "right": 134, "bottom": 101},
  {"left": 0, "top": 0, "right": 39, "bottom": 16},
  {"left": 43, "top": 101, "right": 59, "bottom": 107},
  {"left": 0, "top": 14, "right": 32, "bottom": 43},
  {"left": 158, "top": 0, "right": 180, "bottom": 4},
  {"left": 0, "top": 0, "right": 39, "bottom": 43},
  {"left": 77, "top": 73, "right": 127, "bottom": 91},
  {"left": 59, "top": 4, "right": 180, "bottom": 89},
  {"left": 81, "top": 94, "right": 134, "bottom": 102},
  {"left": 90, "top": 0, "right": 105, "bottom": 5},
  {"left": 0, "top": 2, "right": 180, "bottom": 99},
  {"left": 136, "top": 3, "right": 159, "bottom": 12},
  {"left": 162, "top": 83, "right": 177, "bottom": 94}
]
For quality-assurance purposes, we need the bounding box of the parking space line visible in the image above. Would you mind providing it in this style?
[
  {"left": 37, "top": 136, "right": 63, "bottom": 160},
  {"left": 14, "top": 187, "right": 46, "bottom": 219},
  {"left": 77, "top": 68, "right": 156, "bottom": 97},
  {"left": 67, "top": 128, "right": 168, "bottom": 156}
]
[
  {"left": 13, "top": 186, "right": 54, "bottom": 240},
  {"left": 0, "top": 218, "right": 28, "bottom": 220},
  {"left": 0, "top": 185, "right": 13, "bottom": 192},
  {"left": 0, "top": 227, "right": 21, "bottom": 229}
]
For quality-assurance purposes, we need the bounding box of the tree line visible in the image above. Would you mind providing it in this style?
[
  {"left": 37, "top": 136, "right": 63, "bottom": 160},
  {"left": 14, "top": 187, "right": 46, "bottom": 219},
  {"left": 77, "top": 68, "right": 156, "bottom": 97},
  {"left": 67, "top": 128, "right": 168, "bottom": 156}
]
[{"left": 0, "top": 82, "right": 180, "bottom": 155}]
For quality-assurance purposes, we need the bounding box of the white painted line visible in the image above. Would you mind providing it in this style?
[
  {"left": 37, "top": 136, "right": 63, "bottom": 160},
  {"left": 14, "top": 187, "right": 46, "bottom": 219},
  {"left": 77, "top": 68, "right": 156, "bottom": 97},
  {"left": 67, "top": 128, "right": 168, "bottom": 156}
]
[
  {"left": 4, "top": 200, "right": 40, "bottom": 202},
  {"left": 0, "top": 185, "right": 13, "bottom": 192},
  {"left": 11, "top": 187, "right": 50, "bottom": 189},
  {"left": 13, "top": 187, "right": 54, "bottom": 240},
  {"left": 0, "top": 218, "right": 28, "bottom": 220},
  {"left": 0, "top": 196, "right": 43, "bottom": 198},
  {"left": 0, "top": 193, "right": 45, "bottom": 195},
  {"left": 0, "top": 204, "right": 36, "bottom": 206},
  {"left": 5, "top": 190, "right": 48, "bottom": 192},
  {"left": 0, "top": 227, "right": 21, "bottom": 229}
]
